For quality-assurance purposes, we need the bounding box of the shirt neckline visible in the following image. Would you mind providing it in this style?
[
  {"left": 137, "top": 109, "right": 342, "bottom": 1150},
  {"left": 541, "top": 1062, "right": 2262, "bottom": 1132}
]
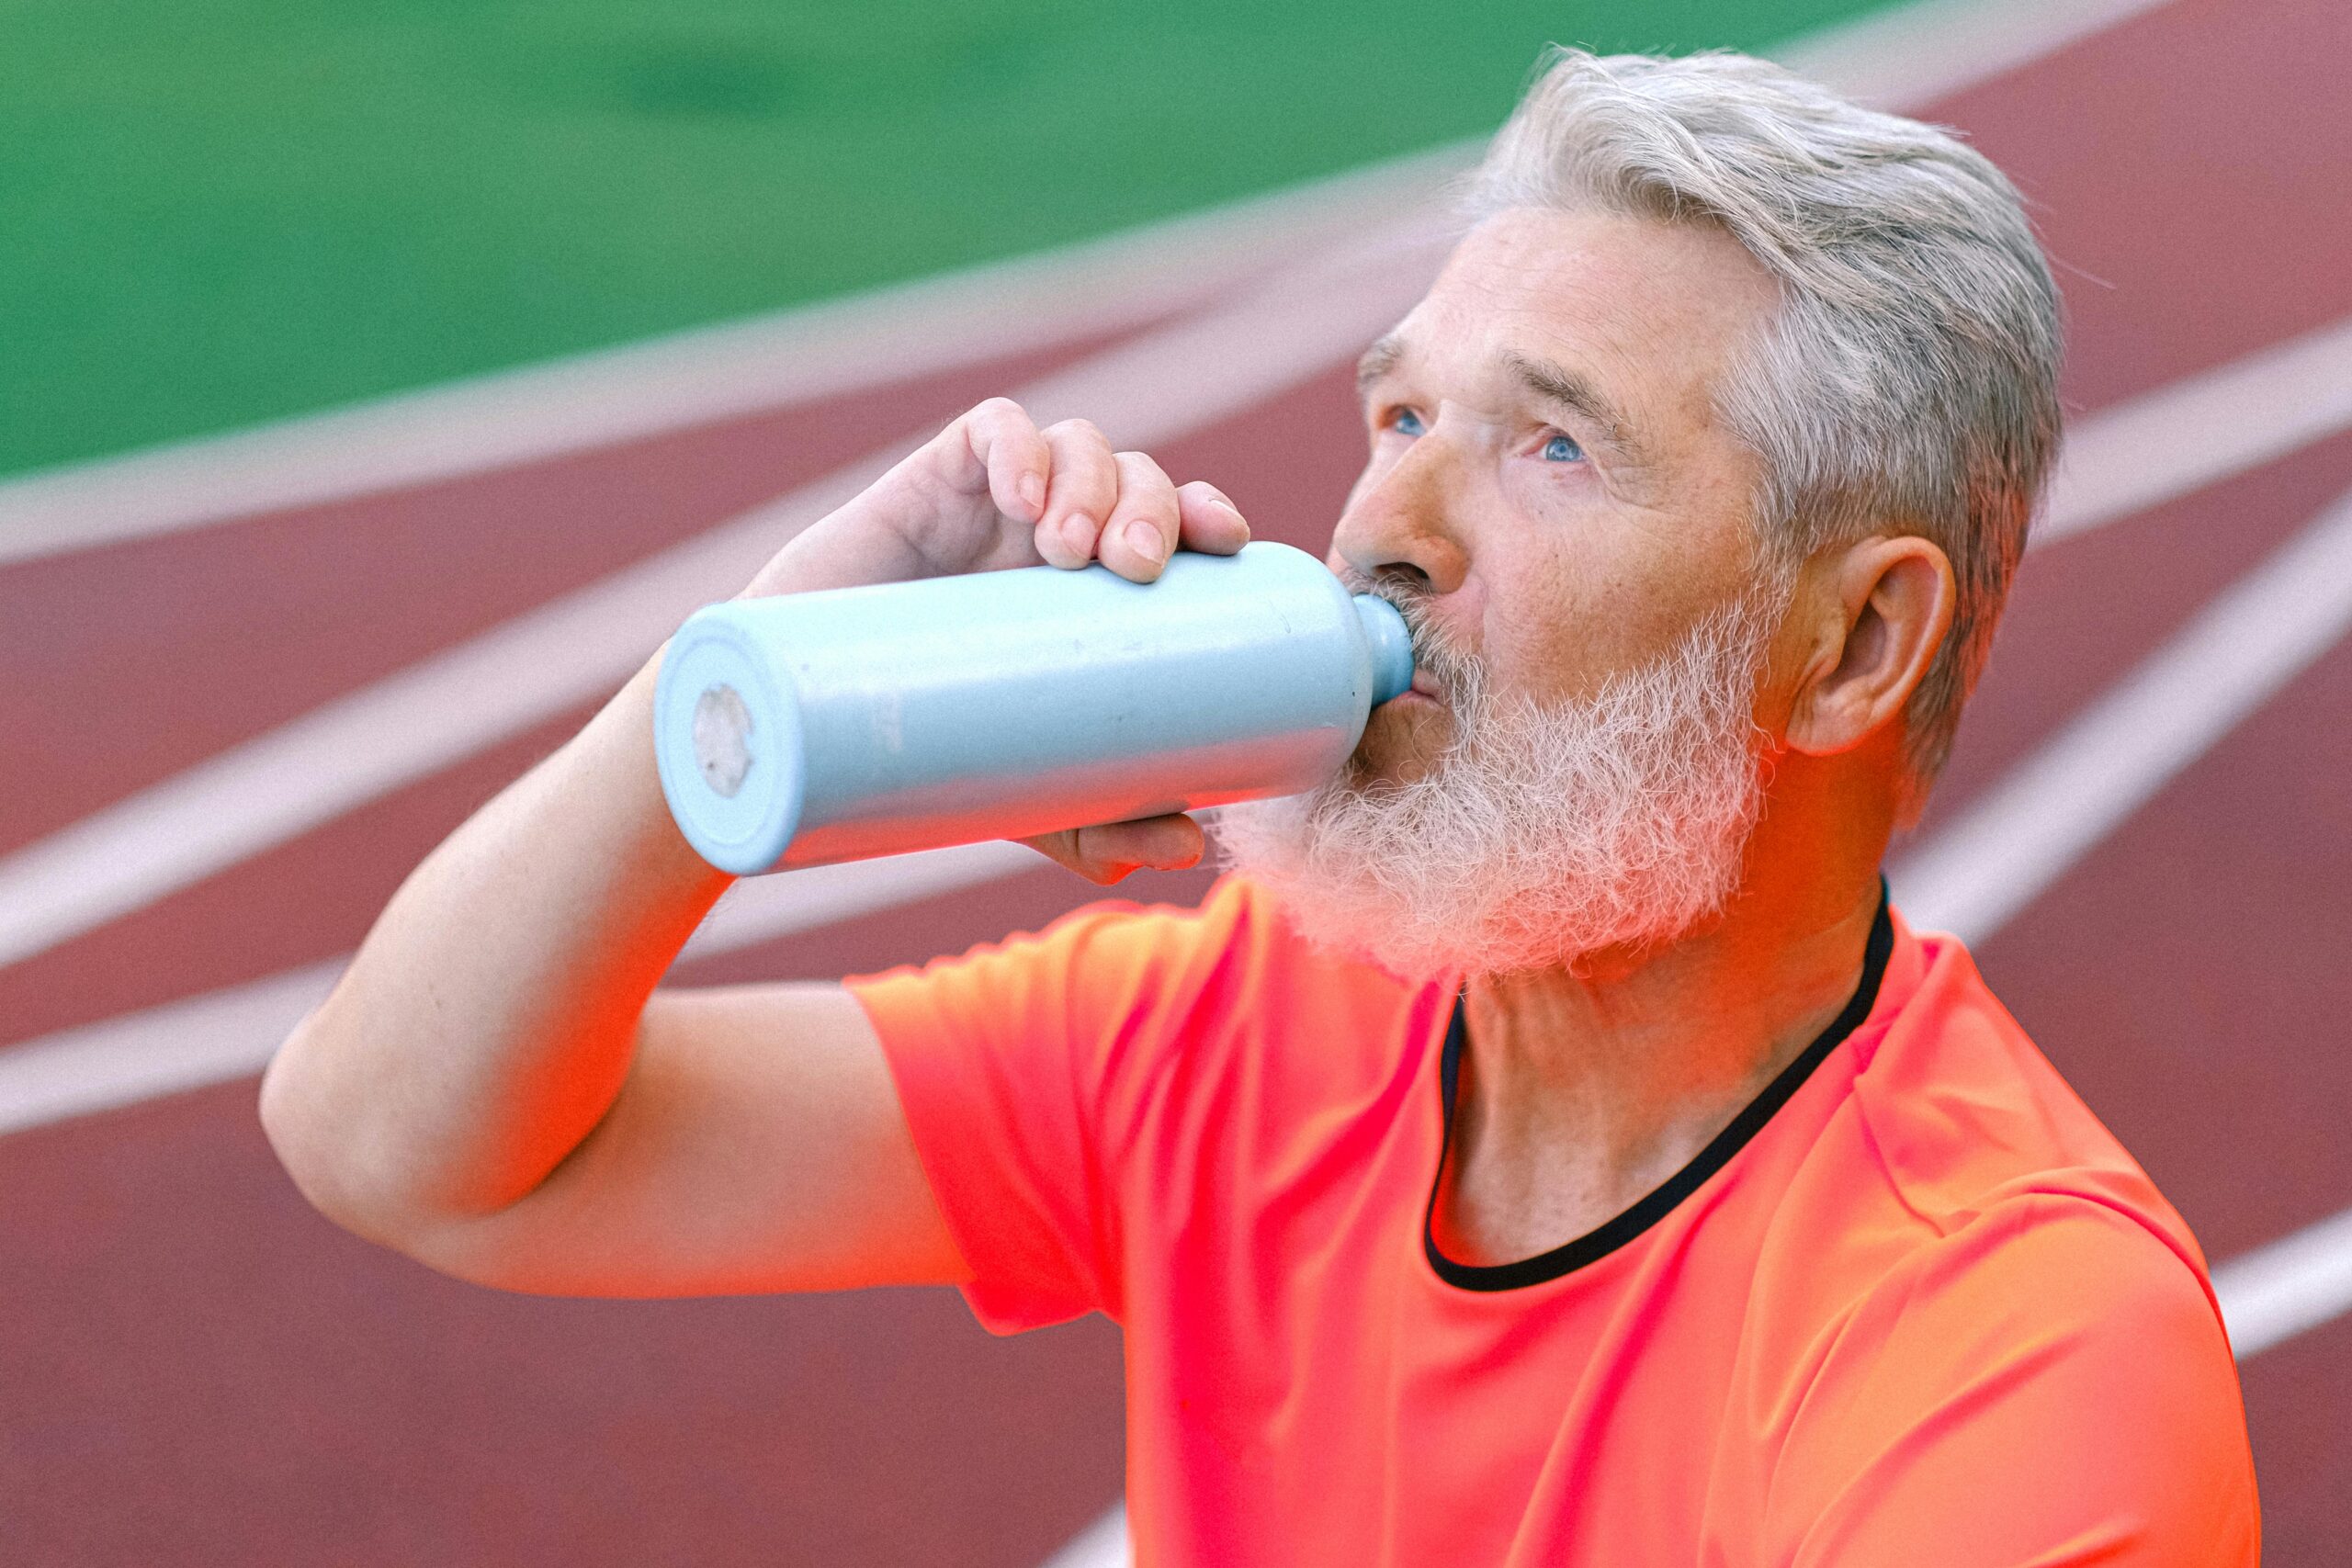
[{"left": 1420, "top": 882, "right": 1895, "bottom": 1293}]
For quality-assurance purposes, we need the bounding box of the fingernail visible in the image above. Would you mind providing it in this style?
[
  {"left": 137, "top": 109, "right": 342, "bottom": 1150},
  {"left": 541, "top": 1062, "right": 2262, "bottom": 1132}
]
[
  {"left": 1018, "top": 471, "right": 1045, "bottom": 515},
  {"left": 1124, "top": 520, "right": 1167, "bottom": 565},
  {"left": 1060, "top": 513, "right": 1094, "bottom": 557}
]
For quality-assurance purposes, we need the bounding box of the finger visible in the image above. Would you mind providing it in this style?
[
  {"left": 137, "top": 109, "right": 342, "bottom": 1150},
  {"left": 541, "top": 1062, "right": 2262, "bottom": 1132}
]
[
  {"left": 1019, "top": 814, "right": 1205, "bottom": 885},
  {"left": 959, "top": 398, "right": 1051, "bottom": 525},
  {"left": 1017, "top": 827, "right": 1136, "bottom": 886},
  {"left": 1076, "top": 815, "right": 1206, "bottom": 881},
  {"left": 1101, "top": 450, "right": 1182, "bottom": 582},
  {"left": 1174, "top": 480, "right": 1251, "bottom": 557},
  {"left": 1037, "top": 419, "right": 1121, "bottom": 570}
]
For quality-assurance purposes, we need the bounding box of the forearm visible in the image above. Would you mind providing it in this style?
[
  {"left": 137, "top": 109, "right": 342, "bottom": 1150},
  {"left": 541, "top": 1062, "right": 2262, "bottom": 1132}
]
[{"left": 260, "top": 649, "right": 732, "bottom": 1239}]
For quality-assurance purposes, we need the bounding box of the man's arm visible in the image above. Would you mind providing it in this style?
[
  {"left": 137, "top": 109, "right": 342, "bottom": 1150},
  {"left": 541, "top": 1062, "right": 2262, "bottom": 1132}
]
[
  {"left": 257, "top": 400, "right": 1250, "bottom": 1296},
  {"left": 258, "top": 652, "right": 967, "bottom": 1295}
]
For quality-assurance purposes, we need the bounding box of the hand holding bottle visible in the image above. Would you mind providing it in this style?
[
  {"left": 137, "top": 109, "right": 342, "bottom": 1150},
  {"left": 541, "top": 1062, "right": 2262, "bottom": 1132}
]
[{"left": 735, "top": 398, "right": 1252, "bottom": 883}]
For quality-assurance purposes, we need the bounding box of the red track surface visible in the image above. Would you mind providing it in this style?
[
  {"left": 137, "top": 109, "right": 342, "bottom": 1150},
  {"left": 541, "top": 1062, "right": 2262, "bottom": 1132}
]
[{"left": 5, "top": 1, "right": 2348, "bottom": 1559}]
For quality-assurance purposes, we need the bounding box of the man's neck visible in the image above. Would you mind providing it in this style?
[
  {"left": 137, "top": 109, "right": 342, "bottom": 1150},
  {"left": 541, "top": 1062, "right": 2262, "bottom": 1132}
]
[{"left": 1434, "top": 767, "right": 1891, "bottom": 1268}]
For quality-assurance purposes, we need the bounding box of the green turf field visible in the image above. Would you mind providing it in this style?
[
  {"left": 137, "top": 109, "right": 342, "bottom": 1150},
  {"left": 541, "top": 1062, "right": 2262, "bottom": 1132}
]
[{"left": 0, "top": 0, "right": 1895, "bottom": 477}]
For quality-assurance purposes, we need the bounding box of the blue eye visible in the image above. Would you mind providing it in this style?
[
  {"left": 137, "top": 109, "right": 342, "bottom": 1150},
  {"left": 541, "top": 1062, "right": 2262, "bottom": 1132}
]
[
  {"left": 1386, "top": 408, "right": 1426, "bottom": 437},
  {"left": 1541, "top": 433, "right": 1585, "bottom": 463}
]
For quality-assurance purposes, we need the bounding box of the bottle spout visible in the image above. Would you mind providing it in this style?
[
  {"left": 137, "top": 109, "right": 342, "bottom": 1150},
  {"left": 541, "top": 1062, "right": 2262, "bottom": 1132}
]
[{"left": 1352, "top": 594, "right": 1415, "bottom": 707}]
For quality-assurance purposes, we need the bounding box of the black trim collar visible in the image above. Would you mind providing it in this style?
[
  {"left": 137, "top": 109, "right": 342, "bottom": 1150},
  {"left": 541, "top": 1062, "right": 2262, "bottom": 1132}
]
[{"left": 1422, "top": 883, "right": 1894, "bottom": 1293}]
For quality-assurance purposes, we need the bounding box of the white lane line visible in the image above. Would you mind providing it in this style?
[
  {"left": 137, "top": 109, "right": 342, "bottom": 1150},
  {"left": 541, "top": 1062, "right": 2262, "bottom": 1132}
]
[
  {"left": 1784, "top": 0, "right": 2177, "bottom": 111},
  {"left": 0, "top": 144, "right": 1476, "bottom": 567},
  {"left": 0, "top": 217, "right": 1453, "bottom": 976},
  {"left": 2213, "top": 1205, "right": 2352, "bottom": 1359},
  {"left": 1890, "top": 481, "right": 2352, "bottom": 944},
  {"left": 0, "top": 840, "right": 1046, "bottom": 1135},
  {"left": 2041, "top": 313, "right": 2352, "bottom": 546},
  {"left": 1037, "top": 1504, "right": 1132, "bottom": 1568},
  {"left": 0, "top": 961, "right": 344, "bottom": 1138}
]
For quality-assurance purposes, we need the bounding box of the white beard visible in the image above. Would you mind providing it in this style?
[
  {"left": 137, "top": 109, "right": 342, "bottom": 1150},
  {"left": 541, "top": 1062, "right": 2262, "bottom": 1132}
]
[{"left": 1207, "top": 581, "right": 1784, "bottom": 981}]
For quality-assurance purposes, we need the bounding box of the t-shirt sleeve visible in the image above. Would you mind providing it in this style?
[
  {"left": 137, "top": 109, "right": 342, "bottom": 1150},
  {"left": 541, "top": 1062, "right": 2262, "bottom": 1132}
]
[
  {"left": 1771, "top": 1196, "right": 2260, "bottom": 1566},
  {"left": 842, "top": 879, "right": 1250, "bottom": 1336}
]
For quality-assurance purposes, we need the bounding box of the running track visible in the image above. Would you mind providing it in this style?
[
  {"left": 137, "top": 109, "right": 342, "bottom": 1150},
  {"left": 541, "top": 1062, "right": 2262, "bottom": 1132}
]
[{"left": 4, "top": 0, "right": 2349, "bottom": 1560}]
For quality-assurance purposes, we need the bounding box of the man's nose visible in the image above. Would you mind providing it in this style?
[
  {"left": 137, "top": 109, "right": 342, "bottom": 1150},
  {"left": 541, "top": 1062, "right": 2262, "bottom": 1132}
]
[{"left": 1329, "top": 435, "right": 1469, "bottom": 596}]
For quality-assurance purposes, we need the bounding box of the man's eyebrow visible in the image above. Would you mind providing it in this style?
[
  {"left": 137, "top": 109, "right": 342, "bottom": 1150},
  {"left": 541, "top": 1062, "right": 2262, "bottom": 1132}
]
[
  {"left": 1504, "top": 351, "right": 1646, "bottom": 459},
  {"left": 1356, "top": 332, "right": 1407, "bottom": 393}
]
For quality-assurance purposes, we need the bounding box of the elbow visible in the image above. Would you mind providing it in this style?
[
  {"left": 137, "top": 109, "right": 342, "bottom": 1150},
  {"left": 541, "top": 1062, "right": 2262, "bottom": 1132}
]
[
  {"left": 257, "top": 1016, "right": 530, "bottom": 1290},
  {"left": 257, "top": 1011, "right": 409, "bottom": 1248},
  {"left": 254, "top": 1012, "right": 313, "bottom": 1156},
  {"left": 255, "top": 1027, "right": 326, "bottom": 1204}
]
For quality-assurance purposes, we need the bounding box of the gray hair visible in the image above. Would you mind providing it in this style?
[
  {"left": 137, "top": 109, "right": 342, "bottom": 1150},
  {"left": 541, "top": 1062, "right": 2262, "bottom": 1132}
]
[{"left": 1464, "top": 47, "right": 2063, "bottom": 791}]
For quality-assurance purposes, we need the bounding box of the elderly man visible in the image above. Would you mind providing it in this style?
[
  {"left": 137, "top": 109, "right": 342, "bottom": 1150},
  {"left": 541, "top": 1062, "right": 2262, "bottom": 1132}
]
[{"left": 262, "top": 48, "right": 2258, "bottom": 1564}]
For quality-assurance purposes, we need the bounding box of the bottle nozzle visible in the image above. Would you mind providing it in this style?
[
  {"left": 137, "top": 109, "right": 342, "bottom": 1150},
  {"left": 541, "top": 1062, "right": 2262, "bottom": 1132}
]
[{"left": 1352, "top": 595, "right": 1415, "bottom": 707}]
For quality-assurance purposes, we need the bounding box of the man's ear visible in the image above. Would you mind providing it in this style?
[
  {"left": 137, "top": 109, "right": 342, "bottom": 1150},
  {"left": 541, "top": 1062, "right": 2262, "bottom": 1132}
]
[{"left": 1784, "top": 535, "right": 1954, "bottom": 758}]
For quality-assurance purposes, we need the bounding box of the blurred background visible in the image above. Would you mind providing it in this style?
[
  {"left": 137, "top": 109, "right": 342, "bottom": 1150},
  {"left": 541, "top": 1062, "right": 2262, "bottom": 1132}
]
[{"left": 3, "top": 0, "right": 2347, "bottom": 1562}]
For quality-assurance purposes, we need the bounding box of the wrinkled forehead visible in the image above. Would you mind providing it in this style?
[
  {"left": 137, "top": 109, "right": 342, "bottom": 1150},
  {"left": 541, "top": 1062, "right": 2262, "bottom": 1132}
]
[{"left": 1379, "top": 207, "right": 1780, "bottom": 426}]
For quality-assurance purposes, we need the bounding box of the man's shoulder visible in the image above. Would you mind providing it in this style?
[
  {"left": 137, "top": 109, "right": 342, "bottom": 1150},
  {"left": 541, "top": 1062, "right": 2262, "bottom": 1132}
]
[
  {"left": 864, "top": 870, "right": 1428, "bottom": 1075},
  {"left": 851, "top": 869, "right": 1436, "bottom": 1114},
  {"left": 1842, "top": 912, "right": 2199, "bottom": 1254},
  {"left": 1754, "top": 921, "right": 2246, "bottom": 1532},
  {"left": 1004, "top": 872, "right": 1446, "bottom": 1184}
]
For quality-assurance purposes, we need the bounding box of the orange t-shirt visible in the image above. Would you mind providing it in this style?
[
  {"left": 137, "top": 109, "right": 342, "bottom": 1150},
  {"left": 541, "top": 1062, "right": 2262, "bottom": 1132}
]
[{"left": 844, "top": 874, "right": 2258, "bottom": 1565}]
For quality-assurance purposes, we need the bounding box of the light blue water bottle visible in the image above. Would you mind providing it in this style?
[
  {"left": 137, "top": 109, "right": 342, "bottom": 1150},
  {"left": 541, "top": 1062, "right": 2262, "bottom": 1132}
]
[{"left": 652, "top": 541, "right": 1414, "bottom": 874}]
